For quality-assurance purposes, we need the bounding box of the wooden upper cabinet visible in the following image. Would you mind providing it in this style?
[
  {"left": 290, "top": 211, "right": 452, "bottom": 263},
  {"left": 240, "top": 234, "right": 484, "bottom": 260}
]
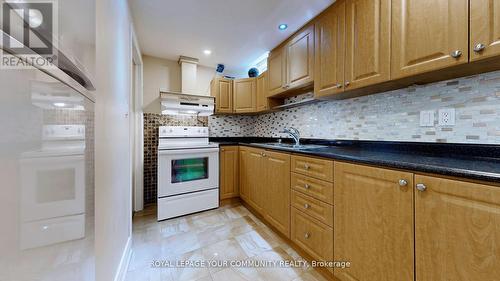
[
  {"left": 334, "top": 162, "right": 414, "bottom": 281},
  {"left": 219, "top": 146, "right": 239, "bottom": 200},
  {"left": 391, "top": 0, "right": 469, "bottom": 79},
  {"left": 470, "top": 0, "right": 500, "bottom": 61},
  {"left": 345, "top": 0, "right": 391, "bottom": 90},
  {"left": 314, "top": 0, "right": 346, "bottom": 98},
  {"left": 256, "top": 71, "right": 269, "bottom": 111},
  {"left": 286, "top": 24, "right": 315, "bottom": 89},
  {"left": 268, "top": 48, "right": 286, "bottom": 96},
  {"left": 211, "top": 78, "right": 233, "bottom": 113},
  {"left": 263, "top": 150, "right": 291, "bottom": 237},
  {"left": 233, "top": 78, "right": 256, "bottom": 113},
  {"left": 415, "top": 175, "right": 500, "bottom": 281}
]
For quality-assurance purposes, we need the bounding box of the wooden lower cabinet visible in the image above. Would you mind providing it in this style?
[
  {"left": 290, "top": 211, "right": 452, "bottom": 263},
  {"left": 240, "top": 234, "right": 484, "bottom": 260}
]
[
  {"left": 219, "top": 146, "right": 239, "bottom": 200},
  {"left": 414, "top": 175, "right": 500, "bottom": 281},
  {"left": 291, "top": 207, "right": 333, "bottom": 262},
  {"left": 334, "top": 162, "right": 414, "bottom": 281},
  {"left": 263, "top": 150, "right": 291, "bottom": 237},
  {"left": 238, "top": 147, "right": 291, "bottom": 237}
]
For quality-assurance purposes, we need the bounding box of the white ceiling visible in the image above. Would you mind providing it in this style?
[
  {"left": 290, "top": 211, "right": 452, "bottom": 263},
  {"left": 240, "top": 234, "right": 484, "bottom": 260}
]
[{"left": 129, "top": 0, "right": 334, "bottom": 76}]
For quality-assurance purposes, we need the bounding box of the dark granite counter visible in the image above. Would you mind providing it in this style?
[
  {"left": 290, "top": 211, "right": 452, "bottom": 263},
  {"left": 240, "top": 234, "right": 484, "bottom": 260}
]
[{"left": 210, "top": 137, "right": 500, "bottom": 183}]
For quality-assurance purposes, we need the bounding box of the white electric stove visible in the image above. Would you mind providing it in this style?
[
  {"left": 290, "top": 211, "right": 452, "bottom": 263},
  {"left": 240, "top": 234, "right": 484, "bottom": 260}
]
[{"left": 157, "top": 126, "right": 219, "bottom": 221}]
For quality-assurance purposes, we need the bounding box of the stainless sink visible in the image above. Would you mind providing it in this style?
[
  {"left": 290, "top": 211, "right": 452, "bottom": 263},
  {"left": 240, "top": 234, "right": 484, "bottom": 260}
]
[{"left": 251, "top": 142, "right": 328, "bottom": 150}]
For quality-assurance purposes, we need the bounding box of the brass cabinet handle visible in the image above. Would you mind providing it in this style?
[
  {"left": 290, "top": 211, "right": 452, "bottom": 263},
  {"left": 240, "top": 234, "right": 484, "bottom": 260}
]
[
  {"left": 304, "top": 164, "right": 310, "bottom": 170},
  {"left": 450, "top": 50, "right": 462, "bottom": 58},
  {"left": 304, "top": 203, "right": 310, "bottom": 209},
  {"left": 345, "top": 81, "right": 350, "bottom": 87},
  {"left": 416, "top": 183, "right": 427, "bottom": 192},
  {"left": 398, "top": 179, "right": 408, "bottom": 187},
  {"left": 474, "top": 43, "right": 486, "bottom": 53},
  {"left": 304, "top": 184, "right": 310, "bottom": 189},
  {"left": 336, "top": 83, "right": 343, "bottom": 89},
  {"left": 221, "top": 148, "right": 225, "bottom": 152},
  {"left": 304, "top": 233, "right": 310, "bottom": 239}
]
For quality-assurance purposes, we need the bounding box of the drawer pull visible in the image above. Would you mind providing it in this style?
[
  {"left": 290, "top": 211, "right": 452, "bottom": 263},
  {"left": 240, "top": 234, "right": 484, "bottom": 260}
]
[
  {"left": 416, "top": 183, "right": 427, "bottom": 192},
  {"left": 304, "top": 203, "right": 310, "bottom": 209},
  {"left": 304, "top": 164, "right": 310, "bottom": 170},
  {"left": 304, "top": 232, "right": 310, "bottom": 239},
  {"left": 304, "top": 184, "right": 310, "bottom": 189}
]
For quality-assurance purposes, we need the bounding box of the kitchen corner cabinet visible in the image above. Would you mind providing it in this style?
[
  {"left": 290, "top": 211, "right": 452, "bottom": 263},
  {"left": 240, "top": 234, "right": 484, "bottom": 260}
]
[
  {"left": 233, "top": 78, "right": 257, "bottom": 113},
  {"left": 391, "top": 0, "right": 469, "bottom": 79},
  {"left": 268, "top": 24, "right": 314, "bottom": 97},
  {"left": 210, "top": 77, "right": 233, "bottom": 113},
  {"left": 334, "top": 162, "right": 414, "bottom": 281},
  {"left": 219, "top": 146, "right": 239, "bottom": 200},
  {"left": 256, "top": 71, "right": 270, "bottom": 111},
  {"left": 239, "top": 146, "right": 291, "bottom": 237},
  {"left": 415, "top": 175, "right": 500, "bottom": 281},
  {"left": 286, "top": 24, "right": 315, "bottom": 89},
  {"left": 470, "top": 0, "right": 500, "bottom": 62},
  {"left": 314, "top": 0, "right": 345, "bottom": 98}
]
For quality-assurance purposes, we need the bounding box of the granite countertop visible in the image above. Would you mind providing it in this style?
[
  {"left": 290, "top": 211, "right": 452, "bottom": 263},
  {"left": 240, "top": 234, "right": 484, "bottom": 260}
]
[{"left": 210, "top": 137, "right": 500, "bottom": 183}]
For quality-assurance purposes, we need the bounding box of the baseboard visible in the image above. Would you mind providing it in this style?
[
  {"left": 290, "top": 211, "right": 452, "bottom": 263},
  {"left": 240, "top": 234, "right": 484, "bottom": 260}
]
[{"left": 114, "top": 236, "right": 132, "bottom": 281}]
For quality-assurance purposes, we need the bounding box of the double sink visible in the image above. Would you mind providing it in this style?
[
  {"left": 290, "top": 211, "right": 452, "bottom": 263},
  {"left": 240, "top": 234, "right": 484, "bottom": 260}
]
[{"left": 249, "top": 142, "right": 328, "bottom": 151}]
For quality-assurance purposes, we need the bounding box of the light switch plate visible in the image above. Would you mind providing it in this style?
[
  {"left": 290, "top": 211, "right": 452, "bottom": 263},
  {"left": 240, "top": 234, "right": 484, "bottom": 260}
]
[
  {"left": 438, "top": 108, "right": 455, "bottom": 126},
  {"left": 420, "top": 110, "right": 435, "bottom": 127}
]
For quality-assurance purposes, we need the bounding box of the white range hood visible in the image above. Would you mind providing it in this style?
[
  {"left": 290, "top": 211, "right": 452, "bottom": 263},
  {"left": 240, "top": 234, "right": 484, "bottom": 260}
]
[
  {"left": 160, "top": 56, "right": 215, "bottom": 116},
  {"left": 160, "top": 91, "right": 215, "bottom": 116}
]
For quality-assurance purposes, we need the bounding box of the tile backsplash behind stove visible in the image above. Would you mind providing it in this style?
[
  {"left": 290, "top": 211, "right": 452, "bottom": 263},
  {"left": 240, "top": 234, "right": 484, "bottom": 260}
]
[{"left": 209, "top": 70, "right": 500, "bottom": 144}]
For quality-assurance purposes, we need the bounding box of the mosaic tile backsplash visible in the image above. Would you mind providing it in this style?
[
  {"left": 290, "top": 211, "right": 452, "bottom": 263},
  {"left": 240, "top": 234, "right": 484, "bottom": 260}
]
[
  {"left": 143, "top": 113, "right": 208, "bottom": 204},
  {"left": 209, "top": 71, "right": 500, "bottom": 144}
]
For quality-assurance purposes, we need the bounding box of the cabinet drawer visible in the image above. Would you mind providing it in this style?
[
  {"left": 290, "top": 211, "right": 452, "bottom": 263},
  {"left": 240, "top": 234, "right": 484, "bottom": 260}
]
[
  {"left": 291, "top": 172, "right": 333, "bottom": 204},
  {"left": 292, "top": 190, "right": 333, "bottom": 227},
  {"left": 291, "top": 208, "right": 333, "bottom": 261},
  {"left": 291, "top": 155, "right": 333, "bottom": 182}
]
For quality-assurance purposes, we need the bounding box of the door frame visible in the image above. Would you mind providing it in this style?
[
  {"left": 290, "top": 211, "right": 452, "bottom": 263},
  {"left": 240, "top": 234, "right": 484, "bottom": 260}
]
[{"left": 130, "top": 26, "right": 144, "bottom": 212}]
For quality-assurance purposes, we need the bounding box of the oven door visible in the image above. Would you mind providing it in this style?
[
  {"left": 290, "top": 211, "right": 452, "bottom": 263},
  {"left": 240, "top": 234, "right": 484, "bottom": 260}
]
[
  {"left": 20, "top": 154, "right": 85, "bottom": 222},
  {"left": 158, "top": 147, "right": 219, "bottom": 197}
]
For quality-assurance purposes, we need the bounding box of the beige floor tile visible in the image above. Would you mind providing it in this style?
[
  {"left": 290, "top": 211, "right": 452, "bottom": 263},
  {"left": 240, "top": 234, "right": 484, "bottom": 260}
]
[
  {"left": 127, "top": 203, "right": 326, "bottom": 281},
  {"left": 168, "top": 249, "right": 211, "bottom": 281},
  {"left": 211, "top": 268, "right": 250, "bottom": 281}
]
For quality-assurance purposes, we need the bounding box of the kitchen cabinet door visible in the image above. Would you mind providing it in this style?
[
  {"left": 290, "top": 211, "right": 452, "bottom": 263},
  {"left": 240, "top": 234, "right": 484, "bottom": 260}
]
[
  {"left": 239, "top": 148, "right": 249, "bottom": 201},
  {"left": 470, "top": 0, "right": 500, "bottom": 62},
  {"left": 344, "top": 0, "right": 391, "bottom": 90},
  {"left": 314, "top": 0, "right": 346, "bottom": 98},
  {"left": 219, "top": 146, "right": 239, "bottom": 200},
  {"left": 268, "top": 48, "right": 286, "bottom": 96},
  {"left": 233, "top": 78, "right": 256, "bottom": 113},
  {"left": 246, "top": 147, "right": 266, "bottom": 214},
  {"left": 415, "top": 175, "right": 500, "bottom": 281},
  {"left": 334, "top": 162, "right": 414, "bottom": 281},
  {"left": 263, "top": 150, "right": 291, "bottom": 238},
  {"left": 256, "top": 72, "right": 269, "bottom": 111},
  {"left": 286, "top": 24, "right": 315, "bottom": 89},
  {"left": 212, "top": 78, "right": 233, "bottom": 113},
  {"left": 391, "top": 0, "right": 468, "bottom": 79}
]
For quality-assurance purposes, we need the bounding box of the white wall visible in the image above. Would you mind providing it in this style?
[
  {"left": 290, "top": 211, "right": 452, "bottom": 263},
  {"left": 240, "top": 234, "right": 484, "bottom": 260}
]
[
  {"left": 143, "top": 55, "right": 215, "bottom": 113},
  {"left": 95, "top": 0, "right": 133, "bottom": 280}
]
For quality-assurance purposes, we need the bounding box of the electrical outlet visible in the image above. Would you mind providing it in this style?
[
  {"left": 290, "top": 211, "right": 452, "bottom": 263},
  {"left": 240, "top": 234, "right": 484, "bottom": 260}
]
[
  {"left": 419, "top": 110, "right": 435, "bottom": 127},
  {"left": 439, "top": 108, "right": 455, "bottom": 126}
]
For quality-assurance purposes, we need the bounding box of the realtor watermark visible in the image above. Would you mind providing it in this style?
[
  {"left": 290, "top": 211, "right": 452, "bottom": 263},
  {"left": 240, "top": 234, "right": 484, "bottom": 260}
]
[
  {"left": 150, "top": 259, "right": 352, "bottom": 269},
  {"left": 1, "top": 0, "right": 58, "bottom": 69}
]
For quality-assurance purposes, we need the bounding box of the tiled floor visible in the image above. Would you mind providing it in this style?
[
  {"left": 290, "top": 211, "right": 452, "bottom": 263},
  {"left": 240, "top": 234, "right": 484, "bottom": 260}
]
[{"left": 126, "top": 203, "right": 328, "bottom": 281}]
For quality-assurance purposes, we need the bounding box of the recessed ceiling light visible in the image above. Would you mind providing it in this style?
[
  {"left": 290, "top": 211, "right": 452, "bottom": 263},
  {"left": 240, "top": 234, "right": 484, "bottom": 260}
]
[
  {"left": 53, "top": 102, "right": 66, "bottom": 107},
  {"left": 278, "top": 24, "right": 288, "bottom": 30},
  {"left": 203, "top": 50, "right": 212, "bottom": 55}
]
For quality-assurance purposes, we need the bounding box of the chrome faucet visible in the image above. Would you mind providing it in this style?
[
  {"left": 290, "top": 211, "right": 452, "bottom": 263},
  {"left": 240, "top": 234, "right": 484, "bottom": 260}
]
[{"left": 281, "top": 127, "right": 301, "bottom": 146}]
